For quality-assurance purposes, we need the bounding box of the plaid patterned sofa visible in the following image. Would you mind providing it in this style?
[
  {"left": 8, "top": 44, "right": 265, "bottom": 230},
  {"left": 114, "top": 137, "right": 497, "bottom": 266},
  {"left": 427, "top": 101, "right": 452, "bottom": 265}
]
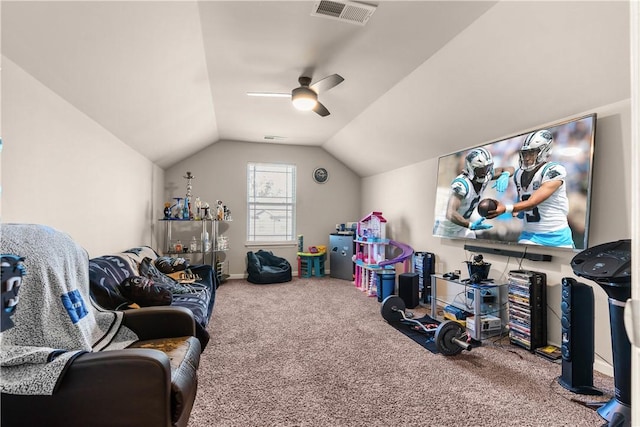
[{"left": 88, "top": 246, "right": 216, "bottom": 349}]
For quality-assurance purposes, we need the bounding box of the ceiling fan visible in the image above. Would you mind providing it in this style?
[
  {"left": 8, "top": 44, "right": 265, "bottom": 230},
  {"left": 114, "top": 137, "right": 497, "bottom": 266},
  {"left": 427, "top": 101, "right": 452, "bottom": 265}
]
[{"left": 247, "top": 74, "right": 344, "bottom": 117}]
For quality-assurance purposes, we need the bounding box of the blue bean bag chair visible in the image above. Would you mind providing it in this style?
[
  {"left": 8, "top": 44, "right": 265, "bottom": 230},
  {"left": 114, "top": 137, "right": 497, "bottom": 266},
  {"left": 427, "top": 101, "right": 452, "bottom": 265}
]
[{"left": 246, "top": 250, "right": 292, "bottom": 284}]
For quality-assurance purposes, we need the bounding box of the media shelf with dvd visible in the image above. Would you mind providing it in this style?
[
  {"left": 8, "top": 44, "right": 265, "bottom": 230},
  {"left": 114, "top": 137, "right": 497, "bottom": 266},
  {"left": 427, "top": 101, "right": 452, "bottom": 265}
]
[
  {"left": 507, "top": 270, "right": 547, "bottom": 352},
  {"left": 430, "top": 274, "right": 508, "bottom": 342}
]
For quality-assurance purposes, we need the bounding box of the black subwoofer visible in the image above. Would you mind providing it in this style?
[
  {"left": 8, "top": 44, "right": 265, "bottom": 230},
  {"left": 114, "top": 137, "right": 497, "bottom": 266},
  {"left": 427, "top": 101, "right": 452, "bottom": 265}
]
[
  {"left": 398, "top": 273, "right": 419, "bottom": 309},
  {"left": 558, "top": 277, "right": 602, "bottom": 395}
]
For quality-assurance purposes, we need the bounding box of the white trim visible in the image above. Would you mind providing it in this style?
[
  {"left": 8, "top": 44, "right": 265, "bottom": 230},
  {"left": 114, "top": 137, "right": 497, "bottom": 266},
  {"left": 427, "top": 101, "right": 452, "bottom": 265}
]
[
  {"left": 245, "top": 241, "right": 297, "bottom": 248},
  {"left": 594, "top": 359, "right": 614, "bottom": 378},
  {"left": 629, "top": 0, "right": 639, "bottom": 421}
]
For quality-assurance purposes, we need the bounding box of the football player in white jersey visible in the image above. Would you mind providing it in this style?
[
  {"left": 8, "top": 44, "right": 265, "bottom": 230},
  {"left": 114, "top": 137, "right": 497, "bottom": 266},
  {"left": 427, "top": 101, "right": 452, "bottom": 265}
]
[
  {"left": 487, "top": 130, "right": 574, "bottom": 248},
  {"left": 433, "top": 147, "right": 514, "bottom": 238}
]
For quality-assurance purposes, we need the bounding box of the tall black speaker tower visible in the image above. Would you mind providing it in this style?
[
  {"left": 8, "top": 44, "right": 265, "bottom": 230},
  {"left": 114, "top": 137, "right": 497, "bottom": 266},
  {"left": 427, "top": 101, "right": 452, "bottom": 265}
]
[
  {"left": 558, "top": 277, "right": 602, "bottom": 395},
  {"left": 414, "top": 252, "right": 435, "bottom": 304}
]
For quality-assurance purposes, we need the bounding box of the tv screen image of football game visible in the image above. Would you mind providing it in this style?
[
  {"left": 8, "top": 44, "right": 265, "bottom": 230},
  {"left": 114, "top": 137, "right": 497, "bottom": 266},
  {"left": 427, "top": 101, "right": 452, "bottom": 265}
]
[{"left": 432, "top": 114, "right": 596, "bottom": 250}]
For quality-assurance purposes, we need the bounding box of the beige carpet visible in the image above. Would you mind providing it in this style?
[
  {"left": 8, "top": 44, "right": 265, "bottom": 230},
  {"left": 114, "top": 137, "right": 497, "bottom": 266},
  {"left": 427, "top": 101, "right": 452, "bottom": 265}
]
[{"left": 188, "top": 277, "right": 614, "bottom": 427}]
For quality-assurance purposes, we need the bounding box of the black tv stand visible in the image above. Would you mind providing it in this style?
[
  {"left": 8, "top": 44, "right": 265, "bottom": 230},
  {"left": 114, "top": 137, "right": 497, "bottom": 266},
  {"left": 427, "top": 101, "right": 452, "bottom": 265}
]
[{"left": 463, "top": 244, "right": 552, "bottom": 262}]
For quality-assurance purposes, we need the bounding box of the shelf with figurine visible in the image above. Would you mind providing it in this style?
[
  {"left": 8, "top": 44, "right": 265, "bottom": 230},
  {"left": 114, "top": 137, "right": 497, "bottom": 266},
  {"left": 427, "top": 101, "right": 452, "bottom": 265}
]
[{"left": 159, "top": 171, "right": 232, "bottom": 266}]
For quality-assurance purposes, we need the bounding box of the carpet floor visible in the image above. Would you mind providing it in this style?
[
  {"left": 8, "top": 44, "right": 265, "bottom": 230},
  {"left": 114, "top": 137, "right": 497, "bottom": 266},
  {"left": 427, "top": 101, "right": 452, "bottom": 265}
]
[{"left": 188, "top": 277, "right": 615, "bottom": 427}]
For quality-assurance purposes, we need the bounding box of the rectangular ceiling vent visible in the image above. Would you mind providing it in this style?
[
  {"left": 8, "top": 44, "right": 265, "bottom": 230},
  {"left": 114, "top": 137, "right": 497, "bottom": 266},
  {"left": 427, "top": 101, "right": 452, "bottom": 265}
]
[{"left": 311, "top": 1, "right": 377, "bottom": 26}]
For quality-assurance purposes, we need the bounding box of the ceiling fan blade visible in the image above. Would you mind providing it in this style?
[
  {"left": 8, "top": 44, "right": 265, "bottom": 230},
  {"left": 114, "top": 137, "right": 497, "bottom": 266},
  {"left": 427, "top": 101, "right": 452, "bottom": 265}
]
[
  {"left": 310, "top": 74, "right": 344, "bottom": 93},
  {"left": 313, "top": 101, "right": 330, "bottom": 117},
  {"left": 246, "top": 92, "right": 291, "bottom": 98}
]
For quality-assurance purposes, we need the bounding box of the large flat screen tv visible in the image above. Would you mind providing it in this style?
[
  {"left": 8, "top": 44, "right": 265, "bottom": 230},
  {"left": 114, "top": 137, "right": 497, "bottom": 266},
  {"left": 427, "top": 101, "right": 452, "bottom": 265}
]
[{"left": 432, "top": 113, "right": 596, "bottom": 251}]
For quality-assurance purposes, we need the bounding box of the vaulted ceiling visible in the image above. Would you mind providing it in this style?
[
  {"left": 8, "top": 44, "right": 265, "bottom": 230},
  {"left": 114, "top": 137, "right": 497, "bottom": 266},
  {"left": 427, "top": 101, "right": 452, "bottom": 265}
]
[{"left": 1, "top": 1, "right": 631, "bottom": 177}]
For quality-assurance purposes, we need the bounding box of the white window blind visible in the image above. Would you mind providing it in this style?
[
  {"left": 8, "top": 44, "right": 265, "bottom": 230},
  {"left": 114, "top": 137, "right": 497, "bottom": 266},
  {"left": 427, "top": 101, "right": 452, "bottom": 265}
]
[{"left": 247, "top": 162, "right": 296, "bottom": 242}]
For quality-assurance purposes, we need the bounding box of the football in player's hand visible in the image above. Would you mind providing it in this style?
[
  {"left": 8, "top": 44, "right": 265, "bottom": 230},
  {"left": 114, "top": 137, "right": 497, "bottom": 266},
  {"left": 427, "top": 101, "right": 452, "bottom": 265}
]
[{"left": 477, "top": 198, "right": 498, "bottom": 217}]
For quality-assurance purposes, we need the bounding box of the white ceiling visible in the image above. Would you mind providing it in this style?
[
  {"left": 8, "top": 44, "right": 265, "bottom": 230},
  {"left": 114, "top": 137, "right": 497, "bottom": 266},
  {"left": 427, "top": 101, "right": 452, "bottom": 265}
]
[{"left": 1, "top": 1, "right": 631, "bottom": 176}]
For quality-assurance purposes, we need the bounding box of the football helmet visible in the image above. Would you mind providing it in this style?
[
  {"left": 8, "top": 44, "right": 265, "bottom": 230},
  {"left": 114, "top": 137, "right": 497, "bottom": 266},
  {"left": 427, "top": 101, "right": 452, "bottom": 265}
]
[
  {"left": 520, "top": 130, "right": 553, "bottom": 171},
  {"left": 464, "top": 147, "right": 494, "bottom": 183}
]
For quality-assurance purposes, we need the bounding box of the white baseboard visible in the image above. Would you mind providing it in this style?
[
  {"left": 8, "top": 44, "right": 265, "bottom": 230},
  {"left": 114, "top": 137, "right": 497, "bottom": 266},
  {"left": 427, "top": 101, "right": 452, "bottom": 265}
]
[
  {"left": 227, "top": 269, "right": 332, "bottom": 281},
  {"left": 594, "top": 359, "right": 614, "bottom": 377}
]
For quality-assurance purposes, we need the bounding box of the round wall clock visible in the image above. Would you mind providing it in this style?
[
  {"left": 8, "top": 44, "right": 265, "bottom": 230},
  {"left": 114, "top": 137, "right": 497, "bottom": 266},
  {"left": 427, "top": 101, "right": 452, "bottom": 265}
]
[{"left": 312, "top": 167, "right": 329, "bottom": 184}]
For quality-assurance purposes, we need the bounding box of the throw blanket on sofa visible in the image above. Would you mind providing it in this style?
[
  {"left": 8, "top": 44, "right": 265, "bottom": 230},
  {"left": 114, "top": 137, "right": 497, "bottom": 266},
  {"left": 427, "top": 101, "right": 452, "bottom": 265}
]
[
  {"left": 0, "top": 224, "right": 138, "bottom": 395},
  {"left": 88, "top": 246, "right": 216, "bottom": 349}
]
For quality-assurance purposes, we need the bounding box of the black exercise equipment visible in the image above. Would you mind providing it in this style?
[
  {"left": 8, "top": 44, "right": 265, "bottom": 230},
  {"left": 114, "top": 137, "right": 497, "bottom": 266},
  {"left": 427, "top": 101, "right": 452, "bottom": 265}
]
[
  {"left": 571, "top": 239, "right": 631, "bottom": 427},
  {"left": 381, "top": 296, "right": 471, "bottom": 356}
]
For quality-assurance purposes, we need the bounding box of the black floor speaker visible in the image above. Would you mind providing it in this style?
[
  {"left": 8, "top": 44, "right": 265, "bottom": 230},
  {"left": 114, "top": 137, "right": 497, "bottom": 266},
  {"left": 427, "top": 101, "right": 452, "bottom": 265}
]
[
  {"left": 398, "top": 273, "right": 419, "bottom": 309},
  {"left": 558, "top": 277, "right": 602, "bottom": 395},
  {"left": 414, "top": 252, "right": 435, "bottom": 304}
]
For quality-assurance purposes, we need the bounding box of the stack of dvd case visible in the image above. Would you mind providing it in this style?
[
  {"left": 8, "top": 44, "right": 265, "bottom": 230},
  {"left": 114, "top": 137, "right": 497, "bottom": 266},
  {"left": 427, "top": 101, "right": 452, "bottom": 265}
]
[{"left": 508, "top": 270, "right": 547, "bottom": 352}]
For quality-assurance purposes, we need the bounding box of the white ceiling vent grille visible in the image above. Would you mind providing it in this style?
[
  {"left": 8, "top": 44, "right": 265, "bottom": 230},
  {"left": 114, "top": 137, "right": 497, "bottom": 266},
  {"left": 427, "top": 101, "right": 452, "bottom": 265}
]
[{"left": 311, "top": 1, "right": 377, "bottom": 26}]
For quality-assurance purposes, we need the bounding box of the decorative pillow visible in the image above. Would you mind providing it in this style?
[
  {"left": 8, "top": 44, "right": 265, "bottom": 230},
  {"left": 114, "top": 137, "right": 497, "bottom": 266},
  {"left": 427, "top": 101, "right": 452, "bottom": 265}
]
[
  {"left": 88, "top": 255, "right": 135, "bottom": 310},
  {"left": 118, "top": 276, "right": 173, "bottom": 307},
  {"left": 115, "top": 246, "right": 160, "bottom": 273},
  {"left": 155, "top": 256, "right": 189, "bottom": 274},
  {"left": 140, "top": 257, "right": 181, "bottom": 289}
]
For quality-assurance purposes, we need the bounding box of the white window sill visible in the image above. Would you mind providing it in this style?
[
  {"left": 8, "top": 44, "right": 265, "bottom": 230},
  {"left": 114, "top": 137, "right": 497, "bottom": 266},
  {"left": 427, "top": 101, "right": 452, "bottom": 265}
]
[{"left": 245, "top": 241, "right": 297, "bottom": 248}]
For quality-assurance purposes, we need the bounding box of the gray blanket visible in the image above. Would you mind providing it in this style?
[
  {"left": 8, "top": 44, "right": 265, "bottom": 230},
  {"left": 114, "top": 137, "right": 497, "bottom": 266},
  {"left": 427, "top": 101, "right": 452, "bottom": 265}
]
[{"left": 0, "top": 224, "right": 138, "bottom": 395}]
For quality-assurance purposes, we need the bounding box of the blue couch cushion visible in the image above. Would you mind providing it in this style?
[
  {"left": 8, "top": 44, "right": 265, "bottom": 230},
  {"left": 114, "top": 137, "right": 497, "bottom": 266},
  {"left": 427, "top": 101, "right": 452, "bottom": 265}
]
[{"left": 139, "top": 257, "right": 212, "bottom": 329}]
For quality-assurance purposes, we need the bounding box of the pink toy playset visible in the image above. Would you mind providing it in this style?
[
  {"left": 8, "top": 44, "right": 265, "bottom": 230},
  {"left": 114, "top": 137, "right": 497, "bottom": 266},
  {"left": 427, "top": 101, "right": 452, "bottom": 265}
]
[{"left": 353, "top": 211, "right": 413, "bottom": 297}]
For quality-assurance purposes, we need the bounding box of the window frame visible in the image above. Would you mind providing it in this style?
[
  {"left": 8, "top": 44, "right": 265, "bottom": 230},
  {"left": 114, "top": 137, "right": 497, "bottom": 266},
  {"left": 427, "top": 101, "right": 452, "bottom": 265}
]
[{"left": 246, "top": 162, "right": 297, "bottom": 246}]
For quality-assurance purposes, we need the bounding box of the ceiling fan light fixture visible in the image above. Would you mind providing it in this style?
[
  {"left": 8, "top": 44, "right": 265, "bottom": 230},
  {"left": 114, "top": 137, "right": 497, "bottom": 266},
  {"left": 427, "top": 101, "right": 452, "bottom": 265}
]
[{"left": 291, "top": 87, "right": 318, "bottom": 111}]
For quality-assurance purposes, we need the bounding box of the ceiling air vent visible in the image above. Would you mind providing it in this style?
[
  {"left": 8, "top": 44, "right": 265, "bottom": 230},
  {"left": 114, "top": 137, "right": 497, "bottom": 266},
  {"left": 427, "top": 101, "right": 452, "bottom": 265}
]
[{"left": 311, "top": 1, "right": 377, "bottom": 26}]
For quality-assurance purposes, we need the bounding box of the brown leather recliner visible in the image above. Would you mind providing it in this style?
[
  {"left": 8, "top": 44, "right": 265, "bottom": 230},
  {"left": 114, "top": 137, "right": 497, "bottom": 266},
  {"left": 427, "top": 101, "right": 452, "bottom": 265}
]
[
  {"left": 0, "top": 223, "right": 201, "bottom": 427},
  {"left": 1, "top": 305, "right": 201, "bottom": 427}
]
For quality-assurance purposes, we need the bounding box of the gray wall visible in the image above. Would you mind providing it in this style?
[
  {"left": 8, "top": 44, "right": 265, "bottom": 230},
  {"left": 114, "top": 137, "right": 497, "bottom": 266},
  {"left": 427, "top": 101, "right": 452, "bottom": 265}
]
[
  {"left": 1, "top": 57, "right": 164, "bottom": 257},
  {"left": 163, "top": 140, "right": 361, "bottom": 277}
]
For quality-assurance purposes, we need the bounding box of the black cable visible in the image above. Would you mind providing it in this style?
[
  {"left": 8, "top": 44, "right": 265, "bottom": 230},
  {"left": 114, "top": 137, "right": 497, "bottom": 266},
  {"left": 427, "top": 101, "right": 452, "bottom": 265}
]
[
  {"left": 548, "top": 375, "right": 611, "bottom": 417},
  {"left": 487, "top": 323, "right": 511, "bottom": 350},
  {"left": 547, "top": 303, "right": 561, "bottom": 321},
  {"left": 498, "top": 256, "right": 511, "bottom": 283},
  {"left": 517, "top": 246, "right": 527, "bottom": 270}
]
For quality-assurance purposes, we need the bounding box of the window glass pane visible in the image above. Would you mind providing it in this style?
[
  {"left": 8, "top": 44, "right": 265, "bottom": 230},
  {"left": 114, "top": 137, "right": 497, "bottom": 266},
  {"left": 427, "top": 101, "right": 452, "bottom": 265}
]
[{"left": 247, "top": 163, "right": 296, "bottom": 242}]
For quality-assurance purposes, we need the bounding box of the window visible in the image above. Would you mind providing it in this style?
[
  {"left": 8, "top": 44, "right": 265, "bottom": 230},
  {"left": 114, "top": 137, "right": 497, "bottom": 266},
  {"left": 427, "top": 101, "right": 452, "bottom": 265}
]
[{"left": 247, "top": 162, "right": 296, "bottom": 243}]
